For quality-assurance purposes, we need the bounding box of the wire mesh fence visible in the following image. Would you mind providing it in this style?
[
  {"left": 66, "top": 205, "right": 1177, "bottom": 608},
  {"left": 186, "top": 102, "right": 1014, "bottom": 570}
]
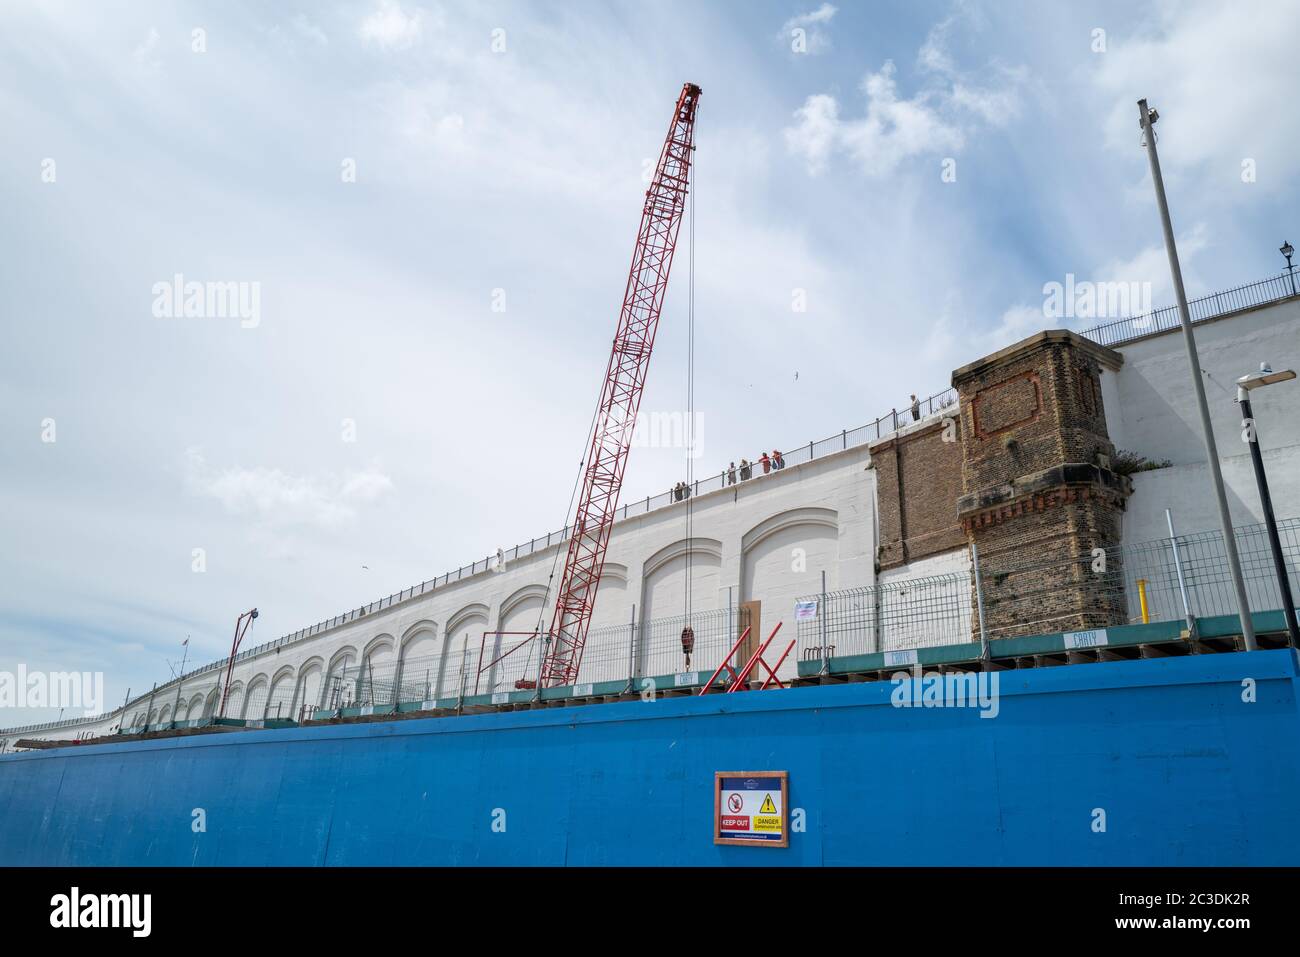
[
  {"left": 796, "top": 573, "right": 973, "bottom": 661},
  {"left": 794, "top": 518, "right": 1300, "bottom": 658}
]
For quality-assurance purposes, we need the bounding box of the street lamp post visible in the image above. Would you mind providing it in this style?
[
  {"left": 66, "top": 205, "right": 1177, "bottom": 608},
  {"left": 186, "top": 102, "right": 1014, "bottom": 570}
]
[
  {"left": 1237, "top": 363, "right": 1300, "bottom": 646},
  {"left": 1282, "top": 241, "right": 1296, "bottom": 296},
  {"left": 1138, "top": 98, "right": 1257, "bottom": 650}
]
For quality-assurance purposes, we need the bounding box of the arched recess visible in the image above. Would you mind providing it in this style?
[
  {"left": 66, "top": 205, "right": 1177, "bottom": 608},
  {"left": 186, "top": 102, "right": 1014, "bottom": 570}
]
[
  {"left": 202, "top": 688, "right": 220, "bottom": 719},
  {"left": 588, "top": 562, "right": 630, "bottom": 631},
  {"left": 396, "top": 621, "right": 441, "bottom": 703},
  {"left": 175, "top": 700, "right": 189, "bottom": 721},
  {"left": 641, "top": 538, "right": 723, "bottom": 622},
  {"left": 147, "top": 709, "right": 158, "bottom": 725},
  {"left": 741, "top": 507, "right": 839, "bottom": 677},
  {"left": 187, "top": 693, "right": 205, "bottom": 718},
  {"left": 359, "top": 635, "right": 396, "bottom": 706},
  {"left": 292, "top": 658, "right": 324, "bottom": 719},
  {"left": 266, "top": 666, "right": 296, "bottom": 719},
  {"left": 322, "top": 646, "right": 358, "bottom": 708},
  {"left": 440, "top": 603, "right": 490, "bottom": 697},
  {"left": 158, "top": 704, "right": 172, "bottom": 723},
  {"left": 635, "top": 538, "right": 723, "bottom": 679},
  {"left": 242, "top": 675, "right": 269, "bottom": 719},
  {"left": 488, "top": 585, "right": 549, "bottom": 693},
  {"left": 223, "top": 681, "right": 245, "bottom": 720}
]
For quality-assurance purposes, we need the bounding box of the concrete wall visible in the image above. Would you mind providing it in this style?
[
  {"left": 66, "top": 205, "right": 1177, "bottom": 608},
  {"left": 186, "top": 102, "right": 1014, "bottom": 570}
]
[
  {"left": 7, "top": 295, "right": 1299, "bottom": 748},
  {"left": 1104, "top": 297, "right": 1300, "bottom": 544},
  {"left": 2, "top": 651, "right": 1297, "bottom": 866},
  {"left": 3, "top": 440, "right": 883, "bottom": 745}
]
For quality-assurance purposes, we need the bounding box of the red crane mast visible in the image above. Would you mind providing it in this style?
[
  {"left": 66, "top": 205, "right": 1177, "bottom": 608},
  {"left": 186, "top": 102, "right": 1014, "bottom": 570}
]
[{"left": 540, "top": 82, "right": 701, "bottom": 686}]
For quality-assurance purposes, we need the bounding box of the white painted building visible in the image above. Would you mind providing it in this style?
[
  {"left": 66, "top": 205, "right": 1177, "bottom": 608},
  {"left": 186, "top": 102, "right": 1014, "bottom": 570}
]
[{"left": 5, "top": 278, "right": 1298, "bottom": 750}]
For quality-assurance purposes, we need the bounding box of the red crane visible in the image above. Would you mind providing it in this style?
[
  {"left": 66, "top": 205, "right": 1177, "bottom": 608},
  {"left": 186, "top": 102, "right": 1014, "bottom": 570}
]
[{"left": 539, "top": 82, "right": 702, "bottom": 686}]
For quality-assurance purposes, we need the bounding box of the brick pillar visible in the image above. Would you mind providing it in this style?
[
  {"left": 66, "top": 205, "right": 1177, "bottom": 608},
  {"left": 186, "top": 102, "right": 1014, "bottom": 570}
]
[{"left": 952, "top": 331, "right": 1132, "bottom": 639}]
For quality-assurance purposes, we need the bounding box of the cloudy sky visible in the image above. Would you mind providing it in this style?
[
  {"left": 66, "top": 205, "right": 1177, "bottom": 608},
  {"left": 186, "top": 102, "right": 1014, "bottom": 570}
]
[{"left": 3, "top": 0, "right": 1297, "bottom": 724}]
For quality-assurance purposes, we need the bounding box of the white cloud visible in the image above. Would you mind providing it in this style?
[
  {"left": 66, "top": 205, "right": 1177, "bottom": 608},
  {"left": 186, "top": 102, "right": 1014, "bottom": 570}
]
[
  {"left": 1095, "top": 222, "right": 1211, "bottom": 300},
  {"left": 780, "top": 3, "right": 838, "bottom": 54},
  {"left": 1091, "top": 0, "right": 1300, "bottom": 193},
  {"left": 784, "top": 13, "right": 1027, "bottom": 176},
  {"left": 783, "top": 94, "right": 840, "bottom": 174},
  {"left": 291, "top": 15, "right": 328, "bottom": 47},
  {"left": 786, "top": 61, "right": 967, "bottom": 177},
  {"left": 988, "top": 223, "right": 1213, "bottom": 350},
  {"left": 132, "top": 26, "right": 160, "bottom": 70},
  {"left": 184, "top": 450, "right": 394, "bottom": 530},
  {"left": 359, "top": 0, "right": 425, "bottom": 51}
]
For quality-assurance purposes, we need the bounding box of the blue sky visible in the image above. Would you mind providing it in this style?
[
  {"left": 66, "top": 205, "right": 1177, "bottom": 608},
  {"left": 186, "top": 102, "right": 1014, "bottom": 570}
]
[{"left": 3, "top": 0, "right": 1297, "bottom": 724}]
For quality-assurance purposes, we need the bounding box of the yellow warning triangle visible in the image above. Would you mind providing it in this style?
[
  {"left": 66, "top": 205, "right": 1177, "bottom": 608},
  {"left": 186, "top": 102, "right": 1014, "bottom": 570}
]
[{"left": 759, "top": 793, "right": 776, "bottom": 814}]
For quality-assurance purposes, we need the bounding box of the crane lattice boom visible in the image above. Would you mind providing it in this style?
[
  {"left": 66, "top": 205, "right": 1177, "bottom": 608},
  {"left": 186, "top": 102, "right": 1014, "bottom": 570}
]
[{"left": 540, "top": 82, "right": 701, "bottom": 686}]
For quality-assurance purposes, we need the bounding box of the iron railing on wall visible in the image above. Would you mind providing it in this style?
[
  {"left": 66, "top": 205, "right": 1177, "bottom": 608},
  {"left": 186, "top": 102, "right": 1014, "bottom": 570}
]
[{"left": 1078, "top": 271, "right": 1298, "bottom": 347}]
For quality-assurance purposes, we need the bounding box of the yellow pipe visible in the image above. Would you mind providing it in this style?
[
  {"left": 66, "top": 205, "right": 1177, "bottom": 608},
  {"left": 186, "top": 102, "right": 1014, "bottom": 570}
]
[{"left": 1137, "top": 578, "right": 1150, "bottom": 624}]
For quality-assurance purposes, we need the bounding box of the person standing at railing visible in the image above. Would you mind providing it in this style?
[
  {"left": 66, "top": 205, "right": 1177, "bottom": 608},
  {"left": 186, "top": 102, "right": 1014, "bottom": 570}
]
[
  {"left": 772, "top": 449, "right": 785, "bottom": 470},
  {"left": 739, "top": 458, "right": 752, "bottom": 481},
  {"left": 760, "top": 452, "right": 771, "bottom": 475},
  {"left": 727, "top": 462, "right": 737, "bottom": 485},
  {"left": 910, "top": 394, "right": 920, "bottom": 421}
]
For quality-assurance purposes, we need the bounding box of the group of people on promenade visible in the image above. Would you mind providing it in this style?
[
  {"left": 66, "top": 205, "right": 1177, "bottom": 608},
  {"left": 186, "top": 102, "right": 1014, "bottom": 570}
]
[
  {"left": 672, "top": 449, "right": 788, "bottom": 501},
  {"left": 726, "top": 449, "right": 784, "bottom": 485},
  {"left": 669, "top": 394, "right": 930, "bottom": 504}
]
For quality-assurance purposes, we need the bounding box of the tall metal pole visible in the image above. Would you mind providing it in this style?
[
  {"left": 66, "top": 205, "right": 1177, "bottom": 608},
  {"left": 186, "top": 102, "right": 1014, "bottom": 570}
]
[
  {"left": 971, "top": 541, "right": 989, "bottom": 662},
  {"left": 1165, "top": 509, "right": 1195, "bottom": 635},
  {"left": 1137, "top": 99, "right": 1256, "bottom": 650},
  {"left": 819, "top": 570, "right": 829, "bottom": 675},
  {"left": 171, "top": 638, "right": 188, "bottom": 723},
  {"left": 1237, "top": 392, "right": 1300, "bottom": 644},
  {"left": 624, "top": 603, "right": 637, "bottom": 694}
]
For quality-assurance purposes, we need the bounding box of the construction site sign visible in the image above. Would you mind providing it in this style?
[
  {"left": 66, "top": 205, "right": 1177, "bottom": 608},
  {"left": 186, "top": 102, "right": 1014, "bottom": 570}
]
[{"left": 714, "top": 771, "right": 788, "bottom": 847}]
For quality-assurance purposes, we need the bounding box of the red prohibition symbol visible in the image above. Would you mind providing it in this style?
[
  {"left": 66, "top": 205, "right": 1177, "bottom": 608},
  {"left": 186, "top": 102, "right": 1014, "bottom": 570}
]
[{"left": 727, "top": 793, "right": 743, "bottom": 813}]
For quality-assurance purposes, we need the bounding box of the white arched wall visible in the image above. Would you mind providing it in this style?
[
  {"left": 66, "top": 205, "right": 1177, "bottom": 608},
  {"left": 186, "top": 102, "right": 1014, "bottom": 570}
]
[
  {"left": 292, "top": 658, "right": 324, "bottom": 719},
  {"left": 441, "top": 604, "right": 490, "bottom": 697},
  {"left": 491, "top": 586, "right": 548, "bottom": 692},
  {"left": 223, "top": 681, "right": 245, "bottom": 720},
  {"left": 242, "top": 675, "right": 268, "bottom": 719},
  {"left": 741, "top": 507, "right": 839, "bottom": 678},
  {"left": 265, "top": 667, "right": 296, "bottom": 719},
  {"left": 588, "top": 563, "right": 630, "bottom": 631},
  {"left": 359, "top": 635, "right": 396, "bottom": 705},
  {"left": 322, "top": 646, "right": 358, "bottom": 708},
  {"left": 397, "top": 622, "right": 441, "bottom": 702},
  {"left": 636, "top": 539, "right": 723, "bottom": 679}
]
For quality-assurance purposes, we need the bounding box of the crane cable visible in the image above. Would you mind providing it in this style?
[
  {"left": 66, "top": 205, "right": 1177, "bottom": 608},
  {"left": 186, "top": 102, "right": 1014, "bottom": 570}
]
[
  {"left": 683, "top": 126, "right": 697, "bottom": 627},
  {"left": 527, "top": 381, "right": 605, "bottom": 685}
]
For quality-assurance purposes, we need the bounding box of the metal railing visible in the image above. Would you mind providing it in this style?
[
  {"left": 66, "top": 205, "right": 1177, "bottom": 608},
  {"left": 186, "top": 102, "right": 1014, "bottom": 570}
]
[{"left": 1078, "top": 271, "right": 1298, "bottom": 347}]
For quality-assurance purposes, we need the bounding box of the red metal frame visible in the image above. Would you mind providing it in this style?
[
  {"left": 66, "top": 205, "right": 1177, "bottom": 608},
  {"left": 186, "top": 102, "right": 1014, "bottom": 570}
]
[
  {"left": 218, "top": 608, "right": 258, "bottom": 718},
  {"left": 540, "top": 83, "right": 702, "bottom": 687},
  {"left": 698, "top": 626, "right": 752, "bottom": 695},
  {"left": 698, "top": 623, "right": 793, "bottom": 696},
  {"left": 474, "top": 631, "right": 539, "bottom": 695}
]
